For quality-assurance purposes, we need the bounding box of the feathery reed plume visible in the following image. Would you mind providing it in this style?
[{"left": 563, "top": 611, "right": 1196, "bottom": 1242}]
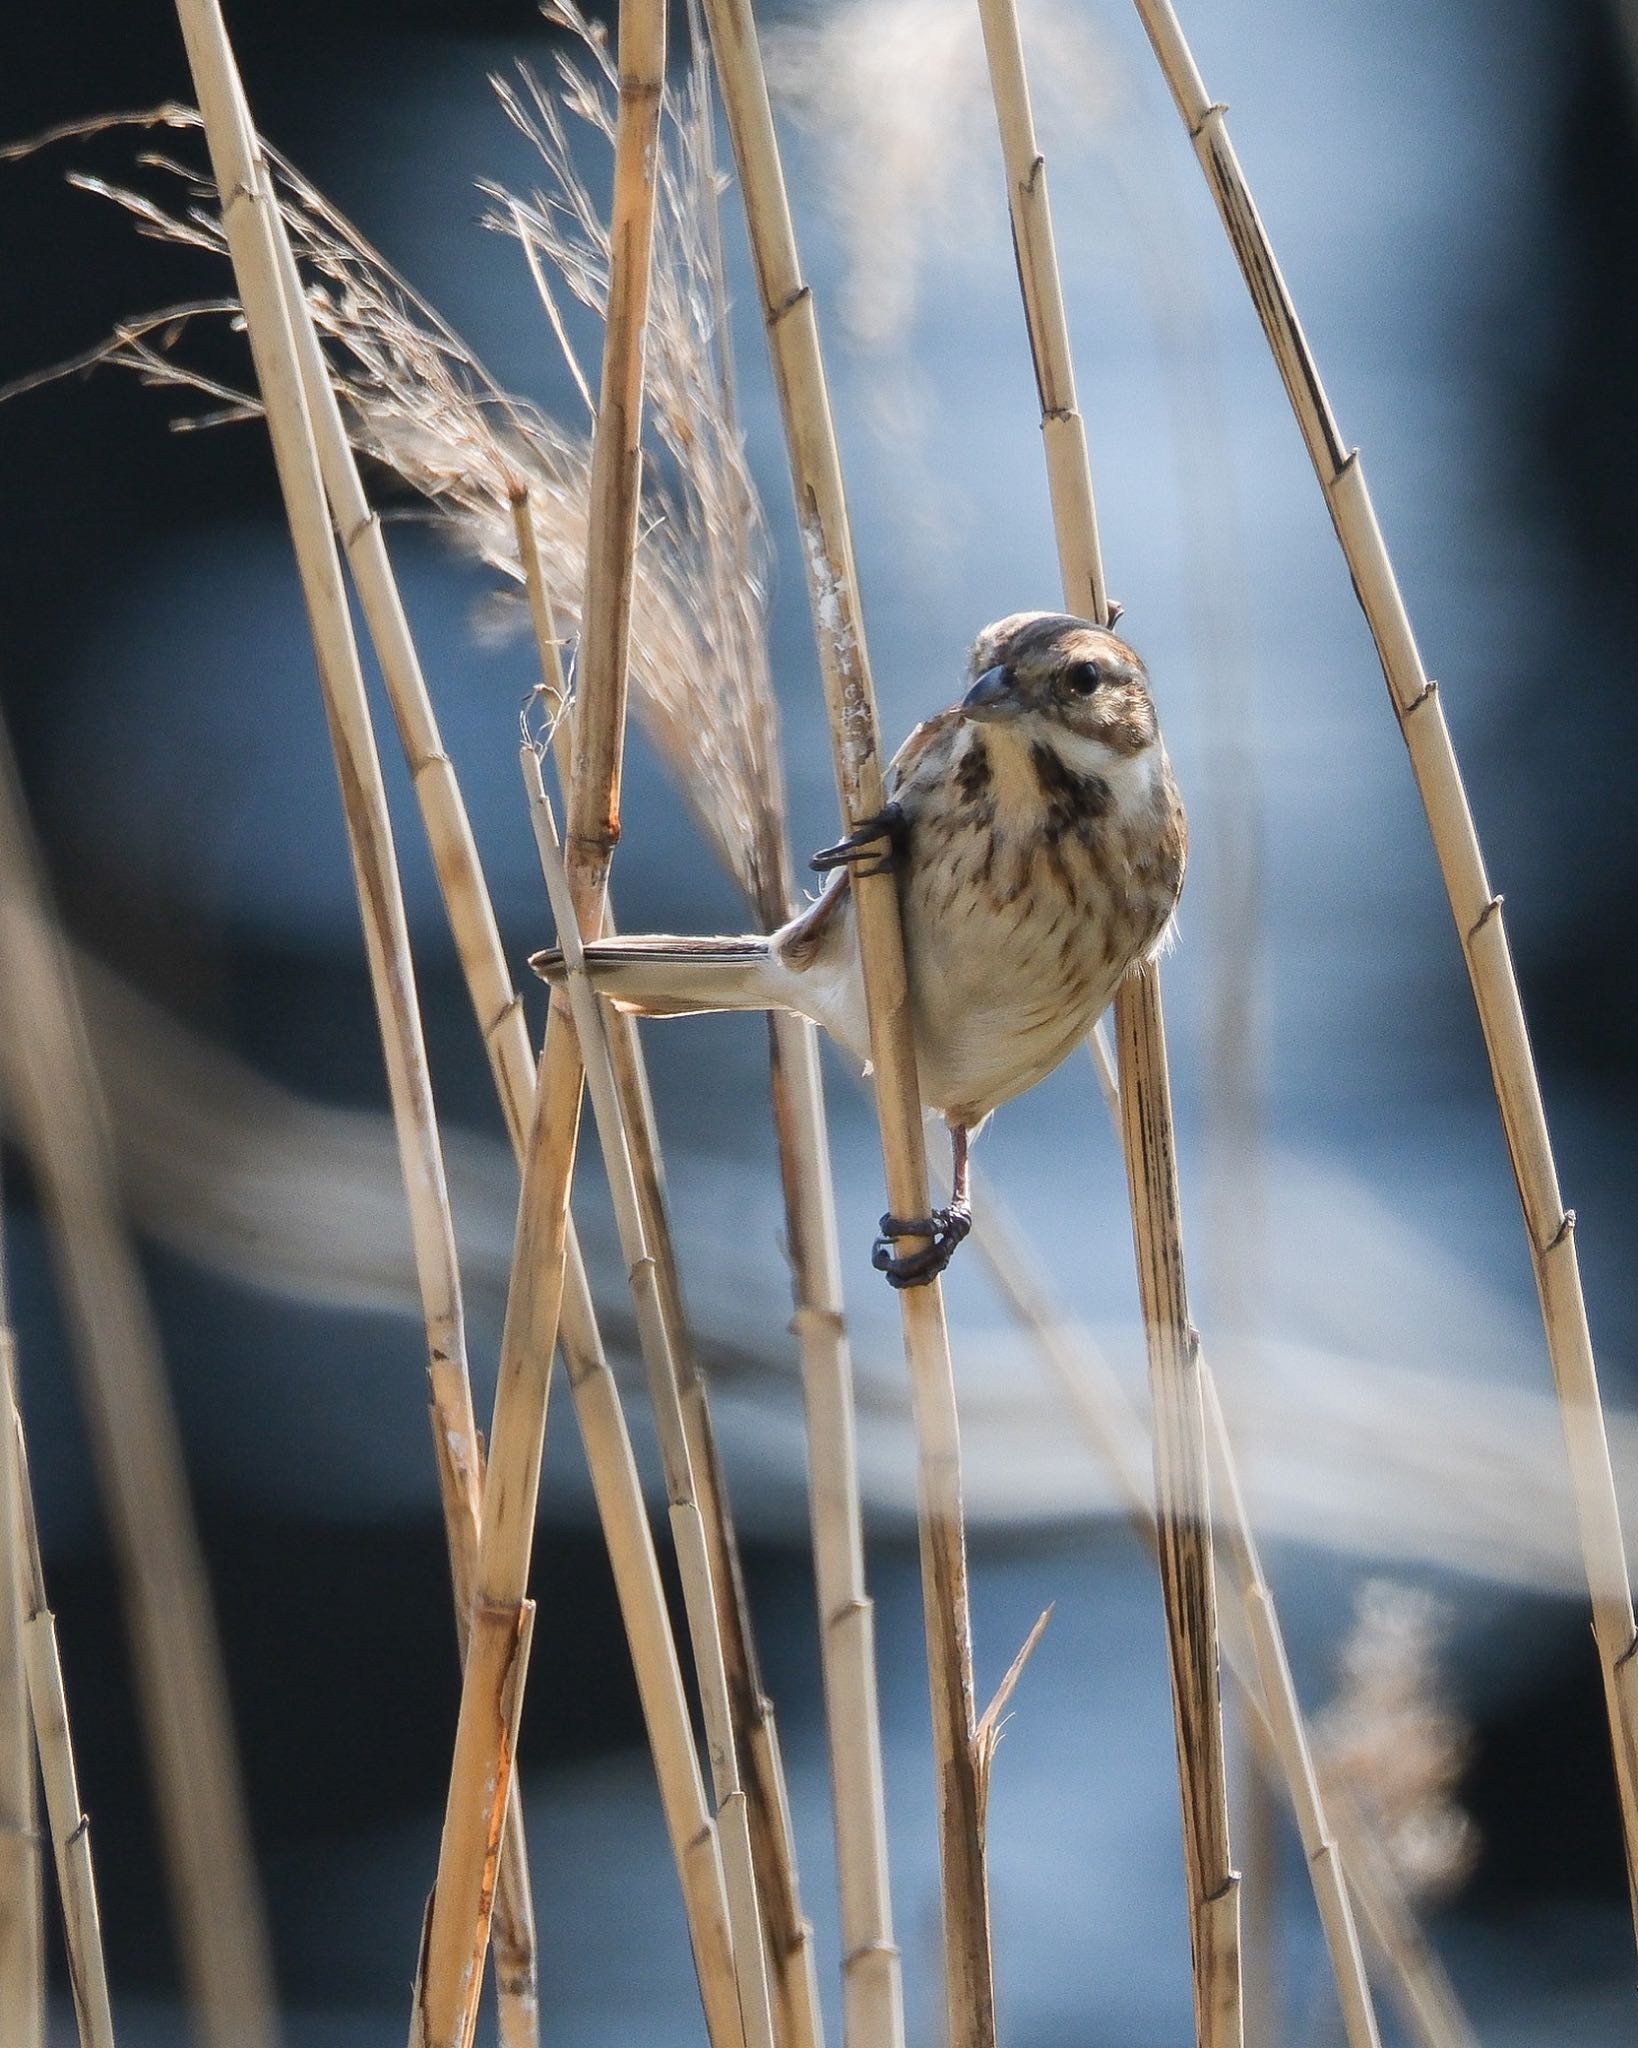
[
  {"left": 1314, "top": 1584, "right": 1477, "bottom": 1911},
  {"left": 1127, "top": 0, "right": 1638, "bottom": 1944},
  {"left": 12, "top": 85, "right": 772, "bottom": 921},
  {"left": 697, "top": 4, "right": 999, "bottom": 2044},
  {"left": 763, "top": 0, "right": 1112, "bottom": 356},
  {"left": 0, "top": 1203, "right": 45, "bottom": 2048},
  {"left": 969, "top": 3, "right": 1241, "bottom": 2040},
  {"left": 1, "top": 1241, "right": 116, "bottom": 2048},
  {"left": 0, "top": 714, "right": 278, "bottom": 2048}
]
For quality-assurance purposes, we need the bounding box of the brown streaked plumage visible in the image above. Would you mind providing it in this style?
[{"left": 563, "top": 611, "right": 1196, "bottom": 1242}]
[{"left": 533, "top": 611, "right": 1186, "bottom": 1284}]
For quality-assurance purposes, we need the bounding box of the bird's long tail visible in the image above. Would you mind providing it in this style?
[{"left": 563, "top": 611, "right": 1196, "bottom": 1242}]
[{"left": 529, "top": 934, "right": 784, "bottom": 1018}]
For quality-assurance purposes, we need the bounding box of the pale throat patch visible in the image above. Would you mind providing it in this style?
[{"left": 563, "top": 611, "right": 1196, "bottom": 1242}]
[{"left": 1042, "top": 722, "right": 1162, "bottom": 809}]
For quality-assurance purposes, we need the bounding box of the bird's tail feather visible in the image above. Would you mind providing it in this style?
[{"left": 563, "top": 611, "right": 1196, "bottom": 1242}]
[{"left": 529, "top": 934, "right": 781, "bottom": 1018}]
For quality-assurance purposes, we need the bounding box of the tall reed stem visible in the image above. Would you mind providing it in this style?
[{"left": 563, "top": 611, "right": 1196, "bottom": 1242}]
[
  {"left": 412, "top": 5, "right": 755, "bottom": 2045},
  {"left": 1128, "top": 0, "right": 1638, "bottom": 1936},
  {"left": 970, "top": 2, "right": 1241, "bottom": 2039},
  {"left": 968, "top": 1177, "right": 1465, "bottom": 2048},
  {"left": 0, "top": 719, "right": 278, "bottom": 2048},
  {"left": 1, "top": 1281, "right": 117, "bottom": 2048},
  {"left": 512, "top": 491, "right": 822, "bottom": 2048},
  {"left": 157, "top": 9, "right": 551, "bottom": 2044},
  {"left": 0, "top": 1212, "right": 45, "bottom": 2048},
  {"left": 765, "top": 1008, "right": 905, "bottom": 2048},
  {"left": 698, "top": 6, "right": 996, "bottom": 2043}
]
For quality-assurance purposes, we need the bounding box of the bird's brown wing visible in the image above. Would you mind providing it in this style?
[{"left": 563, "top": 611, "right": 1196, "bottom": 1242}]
[
  {"left": 786, "top": 707, "right": 964, "bottom": 971},
  {"left": 885, "top": 706, "right": 964, "bottom": 805}
]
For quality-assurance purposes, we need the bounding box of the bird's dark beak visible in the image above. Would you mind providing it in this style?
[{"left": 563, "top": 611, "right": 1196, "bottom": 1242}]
[{"left": 961, "top": 665, "right": 1022, "bottom": 723}]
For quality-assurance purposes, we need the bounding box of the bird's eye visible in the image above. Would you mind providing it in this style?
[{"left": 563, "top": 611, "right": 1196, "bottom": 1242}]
[{"left": 1064, "top": 660, "right": 1102, "bottom": 696}]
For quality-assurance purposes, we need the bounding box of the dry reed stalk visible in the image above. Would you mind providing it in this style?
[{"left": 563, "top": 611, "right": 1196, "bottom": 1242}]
[
  {"left": 1, "top": 1312, "right": 117, "bottom": 2048},
  {"left": 697, "top": 6, "right": 997, "bottom": 2045},
  {"left": 506, "top": 56, "right": 900, "bottom": 2019},
  {"left": 416, "top": 4, "right": 747, "bottom": 2043},
  {"left": 966, "top": 1180, "right": 1470, "bottom": 2048},
  {"left": 0, "top": 724, "right": 278, "bottom": 2048},
  {"left": 1129, "top": 0, "right": 1638, "bottom": 1934},
  {"left": 968, "top": 4, "right": 1240, "bottom": 2039},
  {"left": 521, "top": 746, "right": 777, "bottom": 2048},
  {"left": 0, "top": 1233, "right": 45, "bottom": 2048},
  {"left": 1112, "top": 981, "right": 1242, "bottom": 2048},
  {"left": 512, "top": 491, "right": 825, "bottom": 2048},
  {"left": 154, "top": 9, "right": 545, "bottom": 2043},
  {"left": 765, "top": 1005, "right": 905, "bottom": 2048},
  {"left": 1199, "top": 1371, "right": 1378, "bottom": 2048},
  {"left": 187, "top": 60, "right": 549, "bottom": 2048}
]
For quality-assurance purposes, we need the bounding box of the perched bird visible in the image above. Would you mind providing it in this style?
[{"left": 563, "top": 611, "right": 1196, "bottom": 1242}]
[{"left": 533, "top": 612, "right": 1187, "bottom": 1285}]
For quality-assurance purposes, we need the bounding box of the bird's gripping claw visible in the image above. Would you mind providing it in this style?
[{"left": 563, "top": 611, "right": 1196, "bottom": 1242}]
[
  {"left": 810, "top": 801, "right": 908, "bottom": 879},
  {"left": 871, "top": 1203, "right": 973, "bottom": 1289}
]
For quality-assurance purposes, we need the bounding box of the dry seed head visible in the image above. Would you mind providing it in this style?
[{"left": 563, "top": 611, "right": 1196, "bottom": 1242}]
[
  {"left": 1314, "top": 1579, "right": 1478, "bottom": 1905},
  {"left": 22, "top": 22, "right": 790, "bottom": 920},
  {"left": 764, "top": 0, "right": 1115, "bottom": 351}
]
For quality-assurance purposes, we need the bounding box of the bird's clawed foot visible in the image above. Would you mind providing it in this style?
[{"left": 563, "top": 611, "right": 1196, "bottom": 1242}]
[
  {"left": 871, "top": 1203, "right": 973, "bottom": 1289},
  {"left": 811, "top": 802, "right": 908, "bottom": 879}
]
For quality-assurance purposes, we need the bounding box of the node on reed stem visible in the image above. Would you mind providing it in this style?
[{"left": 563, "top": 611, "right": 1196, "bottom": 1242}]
[
  {"left": 699, "top": 3, "right": 997, "bottom": 2042},
  {"left": 1129, "top": 0, "right": 1638, "bottom": 1943},
  {"left": 970, "top": 0, "right": 1242, "bottom": 2037}
]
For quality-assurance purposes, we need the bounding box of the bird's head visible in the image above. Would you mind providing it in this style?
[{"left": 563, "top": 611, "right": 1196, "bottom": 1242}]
[{"left": 960, "top": 611, "right": 1159, "bottom": 758}]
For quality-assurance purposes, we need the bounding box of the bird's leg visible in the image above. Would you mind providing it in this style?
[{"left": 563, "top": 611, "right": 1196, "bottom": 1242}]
[
  {"left": 871, "top": 1123, "right": 974, "bottom": 1289},
  {"left": 810, "top": 800, "right": 908, "bottom": 878}
]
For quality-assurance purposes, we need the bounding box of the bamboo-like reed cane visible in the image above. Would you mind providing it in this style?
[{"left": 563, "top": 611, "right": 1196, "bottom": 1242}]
[
  {"left": 0, "top": 1230, "right": 45, "bottom": 2048},
  {"left": 764, "top": 999, "right": 906, "bottom": 2048},
  {"left": 967, "top": 1178, "right": 1472, "bottom": 2048},
  {"left": 414, "top": 5, "right": 750, "bottom": 2043},
  {"left": 511, "top": 490, "right": 824, "bottom": 2048},
  {"left": 969, "top": 3, "right": 1240, "bottom": 2039},
  {"left": 1, "top": 1311, "right": 117, "bottom": 2048},
  {"left": 521, "top": 746, "right": 776, "bottom": 2048},
  {"left": 182, "top": 17, "right": 744, "bottom": 2041},
  {"left": 0, "top": 724, "right": 278, "bottom": 2048},
  {"left": 160, "top": 20, "right": 544, "bottom": 2038},
  {"left": 697, "top": 6, "right": 996, "bottom": 2044},
  {"left": 156, "top": 11, "right": 549, "bottom": 2044},
  {"left": 1127, "top": 0, "right": 1638, "bottom": 1935}
]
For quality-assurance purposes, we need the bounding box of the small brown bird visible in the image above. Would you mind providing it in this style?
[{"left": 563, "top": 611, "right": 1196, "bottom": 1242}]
[{"left": 534, "top": 611, "right": 1186, "bottom": 1285}]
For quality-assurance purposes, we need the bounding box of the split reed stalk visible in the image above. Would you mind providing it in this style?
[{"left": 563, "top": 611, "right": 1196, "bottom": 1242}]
[
  {"left": 0, "top": 722, "right": 278, "bottom": 2048},
  {"left": 967, "top": 1179, "right": 1471, "bottom": 2048},
  {"left": 1, "top": 1303, "right": 117, "bottom": 2048},
  {"left": 970, "top": 3, "right": 1239, "bottom": 2039},
  {"left": 1129, "top": 0, "right": 1638, "bottom": 1937},
  {"left": 697, "top": 6, "right": 997, "bottom": 2045},
  {"left": 0, "top": 1222, "right": 45, "bottom": 2048},
  {"left": 512, "top": 491, "right": 823, "bottom": 2048},
  {"left": 413, "top": 7, "right": 756, "bottom": 2046}
]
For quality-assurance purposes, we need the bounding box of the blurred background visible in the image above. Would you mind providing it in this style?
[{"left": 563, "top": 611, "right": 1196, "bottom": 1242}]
[{"left": 4, "top": 0, "right": 1638, "bottom": 2040}]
